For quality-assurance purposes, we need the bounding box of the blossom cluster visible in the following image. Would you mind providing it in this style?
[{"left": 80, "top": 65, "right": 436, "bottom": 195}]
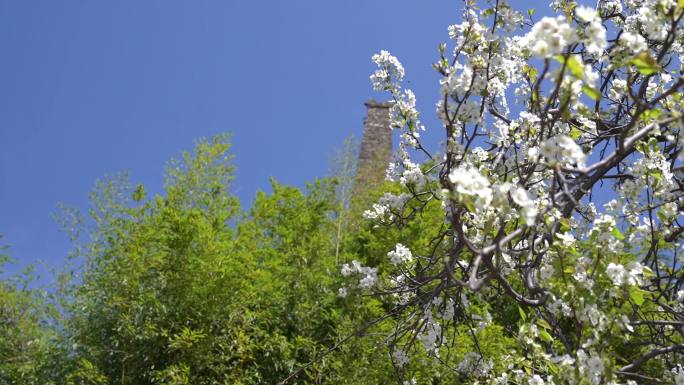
[
  {"left": 519, "top": 16, "right": 577, "bottom": 58},
  {"left": 341, "top": 260, "right": 377, "bottom": 289},
  {"left": 387, "top": 243, "right": 412, "bottom": 265}
]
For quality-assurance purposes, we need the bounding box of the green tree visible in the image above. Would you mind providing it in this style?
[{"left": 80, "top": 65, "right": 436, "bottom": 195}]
[{"left": 0, "top": 245, "right": 60, "bottom": 385}]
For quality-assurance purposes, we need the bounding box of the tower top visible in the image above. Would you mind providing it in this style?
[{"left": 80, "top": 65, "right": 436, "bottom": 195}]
[
  {"left": 352, "top": 99, "right": 393, "bottom": 200},
  {"left": 364, "top": 99, "right": 393, "bottom": 109}
]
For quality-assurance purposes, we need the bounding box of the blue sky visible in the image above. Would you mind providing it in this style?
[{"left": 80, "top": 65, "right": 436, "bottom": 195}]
[
  {"left": 0, "top": 0, "right": 463, "bottom": 282},
  {"left": 0, "top": 1, "right": 549, "bottom": 283}
]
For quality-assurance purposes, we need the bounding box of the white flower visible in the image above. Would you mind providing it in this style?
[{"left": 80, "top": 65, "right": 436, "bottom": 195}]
[
  {"left": 520, "top": 16, "right": 578, "bottom": 58},
  {"left": 370, "top": 50, "right": 405, "bottom": 91},
  {"left": 556, "top": 232, "right": 576, "bottom": 247},
  {"left": 599, "top": 0, "right": 622, "bottom": 15},
  {"left": 586, "top": 356, "right": 605, "bottom": 383},
  {"left": 358, "top": 268, "right": 378, "bottom": 289},
  {"left": 449, "top": 166, "right": 493, "bottom": 210},
  {"left": 584, "top": 19, "right": 607, "bottom": 56},
  {"left": 441, "top": 63, "right": 475, "bottom": 98},
  {"left": 551, "top": 354, "right": 575, "bottom": 365},
  {"left": 399, "top": 160, "right": 424, "bottom": 187},
  {"left": 527, "top": 146, "right": 540, "bottom": 161},
  {"left": 620, "top": 32, "right": 647, "bottom": 53},
  {"left": 540, "top": 264, "right": 555, "bottom": 281},
  {"left": 609, "top": 78, "right": 627, "bottom": 100},
  {"left": 388, "top": 243, "right": 413, "bottom": 265},
  {"left": 606, "top": 262, "right": 645, "bottom": 286},
  {"left": 457, "top": 352, "right": 493, "bottom": 377},
  {"left": 576, "top": 6, "right": 598, "bottom": 23},
  {"left": 511, "top": 186, "right": 538, "bottom": 225},
  {"left": 392, "top": 349, "right": 409, "bottom": 366},
  {"left": 341, "top": 263, "right": 354, "bottom": 276},
  {"left": 341, "top": 260, "right": 378, "bottom": 289},
  {"left": 540, "top": 135, "right": 586, "bottom": 167},
  {"left": 581, "top": 303, "right": 604, "bottom": 327},
  {"left": 418, "top": 319, "right": 442, "bottom": 351},
  {"left": 638, "top": 6, "right": 668, "bottom": 41},
  {"left": 337, "top": 287, "right": 348, "bottom": 298},
  {"left": 549, "top": 297, "right": 573, "bottom": 317},
  {"left": 528, "top": 374, "right": 545, "bottom": 385},
  {"left": 363, "top": 193, "right": 410, "bottom": 220},
  {"left": 672, "top": 365, "right": 684, "bottom": 385}
]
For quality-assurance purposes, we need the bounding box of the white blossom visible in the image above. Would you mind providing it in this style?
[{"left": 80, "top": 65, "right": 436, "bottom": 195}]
[
  {"left": 449, "top": 166, "right": 493, "bottom": 210},
  {"left": 370, "top": 50, "right": 405, "bottom": 91},
  {"left": 520, "top": 16, "right": 578, "bottom": 58},
  {"left": 387, "top": 243, "right": 413, "bottom": 265},
  {"left": 510, "top": 186, "right": 538, "bottom": 225},
  {"left": 672, "top": 365, "right": 684, "bottom": 385},
  {"left": 392, "top": 349, "right": 409, "bottom": 367},
  {"left": 363, "top": 192, "right": 410, "bottom": 220},
  {"left": 606, "top": 262, "right": 646, "bottom": 286},
  {"left": 540, "top": 135, "right": 586, "bottom": 167},
  {"left": 341, "top": 260, "right": 378, "bottom": 289},
  {"left": 620, "top": 31, "right": 647, "bottom": 53}
]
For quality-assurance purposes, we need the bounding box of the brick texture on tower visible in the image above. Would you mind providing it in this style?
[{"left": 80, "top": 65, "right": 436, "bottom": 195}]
[{"left": 353, "top": 100, "right": 393, "bottom": 197}]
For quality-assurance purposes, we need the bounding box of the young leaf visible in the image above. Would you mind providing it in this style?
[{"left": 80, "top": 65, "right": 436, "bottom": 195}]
[
  {"left": 611, "top": 227, "right": 625, "bottom": 241},
  {"left": 582, "top": 85, "right": 601, "bottom": 101},
  {"left": 629, "top": 287, "right": 645, "bottom": 306},
  {"left": 555, "top": 55, "right": 583, "bottom": 79},
  {"left": 539, "top": 330, "right": 554, "bottom": 343},
  {"left": 630, "top": 52, "right": 661, "bottom": 75},
  {"left": 518, "top": 306, "right": 527, "bottom": 321}
]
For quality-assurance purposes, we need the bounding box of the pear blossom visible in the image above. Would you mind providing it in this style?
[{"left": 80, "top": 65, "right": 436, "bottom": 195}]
[
  {"left": 449, "top": 166, "right": 493, "bottom": 210},
  {"left": 370, "top": 50, "right": 404, "bottom": 91},
  {"left": 510, "top": 186, "right": 538, "bottom": 224},
  {"left": 540, "top": 135, "right": 586, "bottom": 167},
  {"left": 620, "top": 32, "right": 647, "bottom": 53},
  {"left": 606, "top": 262, "right": 646, "bottom": 286},
  {"left": 387, "top": 243, "right": 413, "bottom": 265},
  {"left": 520, "top": 16, "right": 578, "bottom": 58}
]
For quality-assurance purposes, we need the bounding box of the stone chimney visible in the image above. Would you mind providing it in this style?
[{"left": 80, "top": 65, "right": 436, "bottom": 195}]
[{"left": 353, "top": 100, "right": 393, "bottom": 197}]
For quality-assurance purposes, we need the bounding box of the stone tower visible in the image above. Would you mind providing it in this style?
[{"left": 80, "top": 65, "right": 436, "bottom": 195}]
[{"left": 353, "top": 100, "right": 393, "bottom": 197}]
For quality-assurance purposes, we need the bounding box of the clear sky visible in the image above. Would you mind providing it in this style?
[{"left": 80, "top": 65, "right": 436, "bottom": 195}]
[{"left": 0, "top": 1, "right": 542, "bottom": 283}]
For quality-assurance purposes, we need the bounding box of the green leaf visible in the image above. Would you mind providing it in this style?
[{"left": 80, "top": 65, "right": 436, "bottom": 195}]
[
  {"left": 132, "top": 184, "right": 146, "bottom": 202},
  {"left": 464, "top": 200, "right": 475, "bottom": 213},
  {"left": 528, "top": 8, "right": 536, "bottom": 17},
  {"left": 640, "top": 108, "right": 662, "bottom": 121},
  {"left": 539, "top": 330, "right": 553, "bottom": 343},
  {"left": 524, "top": 65, "right": 538, "bottom": 83},
  {"left": 518, "top": 306, "right": 527, "bottom": 321},
  {"left": 582, "top": 85, "right": 601, "bottom": 101},
  {"left": 630, "top": 52, "right": 661, "bottom": 75},
  {"left": 566, "top": 56, "right": 584, "bottom": 78},
  {"left": 570, "top": 127, "right": 582, "bottom": 140},
  {"left": 559, "top": 218, "right": 571, "bottom": 232},
  {"left": 537, "top": 318, "right": 552, "bottom": 330},
  {"left": 629, "top": 287, "right": 645, "bottom": 306},
  {"left": 482, "top": 8, "right": 495, "bottom": 17},
  {"left": 555, "top": 55, "right": 583, "bottom": 79},
  {"left": 611, "top": 227, "right": 625, "bottom": 241}
]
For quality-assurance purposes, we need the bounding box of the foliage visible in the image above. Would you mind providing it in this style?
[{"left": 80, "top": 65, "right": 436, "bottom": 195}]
[
  {"left": 48, "top": 135, "right": 416, "bottom": 384},
  {"left": 0, "top": 248, "right": 59, "bottom": 385}
]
